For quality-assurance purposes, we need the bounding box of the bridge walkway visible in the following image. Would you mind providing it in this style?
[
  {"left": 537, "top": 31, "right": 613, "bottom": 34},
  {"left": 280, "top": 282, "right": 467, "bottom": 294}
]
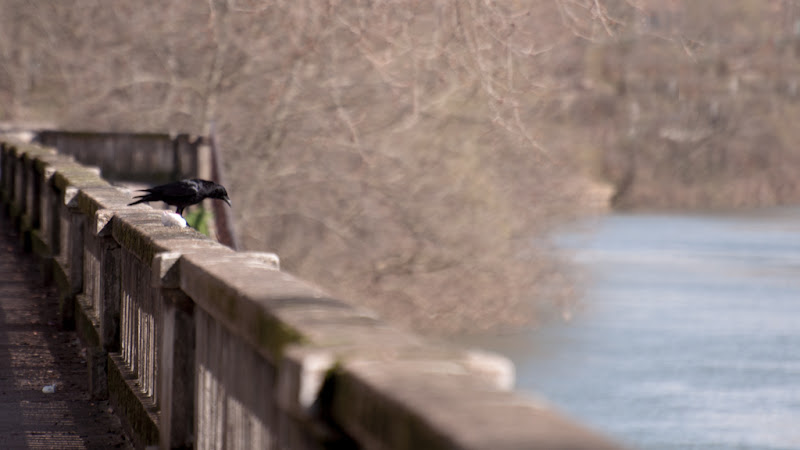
[{"left": 0, "top": 211, "right": 131, "bottom": 449}]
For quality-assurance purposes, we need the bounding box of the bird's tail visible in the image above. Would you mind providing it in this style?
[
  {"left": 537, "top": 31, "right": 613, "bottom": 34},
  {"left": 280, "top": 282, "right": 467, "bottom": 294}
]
[{"left": 127, "top": 193, "right": 151, "bottom": 206}]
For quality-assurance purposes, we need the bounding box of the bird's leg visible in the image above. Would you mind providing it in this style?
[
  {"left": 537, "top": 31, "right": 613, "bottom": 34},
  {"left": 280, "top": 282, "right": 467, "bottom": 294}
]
[{"left": 176, "top": 206, "right": 184, "bottom": 215}]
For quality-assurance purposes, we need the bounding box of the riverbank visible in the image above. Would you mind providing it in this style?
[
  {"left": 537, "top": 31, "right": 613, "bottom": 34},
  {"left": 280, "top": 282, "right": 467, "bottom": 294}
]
[{"left": 561, "top": 30, "right": 800, "bottom": 211}]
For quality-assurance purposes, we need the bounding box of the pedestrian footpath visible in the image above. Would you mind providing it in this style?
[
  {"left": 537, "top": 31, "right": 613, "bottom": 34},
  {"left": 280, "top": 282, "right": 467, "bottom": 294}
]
[{"left": 0, "top": 212, "right": 131, "bottom": 449}]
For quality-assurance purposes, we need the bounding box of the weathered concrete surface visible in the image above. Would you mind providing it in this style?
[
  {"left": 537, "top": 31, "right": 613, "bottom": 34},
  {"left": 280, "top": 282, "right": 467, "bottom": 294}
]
[
  {"left": 0, "top": 211, "right": 131, "bottom": 449},
  {"left": 329, "top": 359, "right": 621, "bottom": 450}
]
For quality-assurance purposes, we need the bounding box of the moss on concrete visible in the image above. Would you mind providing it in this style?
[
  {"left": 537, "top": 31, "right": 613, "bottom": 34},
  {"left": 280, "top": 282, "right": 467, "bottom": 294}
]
[
  {"left": 111, "top": 217, "right": 161, "bottom": 264},
  {"left": 107, "top": 353, "right": 159, "bottom": 447},
  {"left": 188, "top": 270, "right": 307, "bottom": 361},
  {"left": 252, "top": 308, "right": 308, "bottom": 361}
]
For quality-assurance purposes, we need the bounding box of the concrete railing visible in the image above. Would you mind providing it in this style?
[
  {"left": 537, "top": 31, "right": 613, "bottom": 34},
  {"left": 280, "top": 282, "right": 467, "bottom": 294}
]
[
  {"left": 36, "top": 130, "right": 204, "bottom": 184},
  {"left": 0, "top": 139, "right": 621, "bottom": 449}
]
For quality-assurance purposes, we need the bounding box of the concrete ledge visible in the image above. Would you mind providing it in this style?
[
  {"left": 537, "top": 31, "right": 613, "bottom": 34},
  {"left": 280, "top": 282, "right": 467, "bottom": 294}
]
[
  {"left": 329, "top": 360, "right": 620, "bottom": 450},
  {"left": 13, "top": 141, "right": 58, "bottom": 159},
  {"left": 51, "top": 163, "right": 107, "bottom": 193},
  {"left": 111, "top": 210, "right": 221, "bottom": 265},
  {"left": 33, "top": 151, "right": 74, "bottom": 173},
  {"left": 75, "top": 186, "right": 134, "bottom": 221},
  {"left": 180, "top": 250, "right": 314, "bottom": 362}
]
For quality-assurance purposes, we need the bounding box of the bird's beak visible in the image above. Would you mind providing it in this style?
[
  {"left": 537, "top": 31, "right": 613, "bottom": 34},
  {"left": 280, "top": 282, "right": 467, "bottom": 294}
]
[{"left": 223, "top": 196, "right": 232, "bottom": 207}]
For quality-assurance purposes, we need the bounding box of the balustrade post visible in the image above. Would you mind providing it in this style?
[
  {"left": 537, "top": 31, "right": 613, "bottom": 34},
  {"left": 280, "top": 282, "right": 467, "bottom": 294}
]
[
  {"left": 81, "top": 210, "right": 123, "bottom": 399},
  {"left": 101, "top": 241, "right": 122, "bottom": 351},
  {"left": 155, "top": 252, "right": 195, "bottom": 449},
  {"left": 55, "top": 186, "right": 85, "bottom": 329},
  {"left": 33, "top": 166, "right": 60, "bottom": 285}
]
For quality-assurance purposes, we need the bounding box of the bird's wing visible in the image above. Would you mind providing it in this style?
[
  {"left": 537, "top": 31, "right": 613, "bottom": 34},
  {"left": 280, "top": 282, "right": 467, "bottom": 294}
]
[{"left": 149, "top": 180, "right": 201, "bottom": 198}]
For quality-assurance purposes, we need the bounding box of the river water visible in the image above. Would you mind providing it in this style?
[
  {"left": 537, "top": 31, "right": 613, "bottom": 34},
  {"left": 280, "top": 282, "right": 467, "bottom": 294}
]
[{"left": 464, "top": 209, "right": 800, "bottom": 449}]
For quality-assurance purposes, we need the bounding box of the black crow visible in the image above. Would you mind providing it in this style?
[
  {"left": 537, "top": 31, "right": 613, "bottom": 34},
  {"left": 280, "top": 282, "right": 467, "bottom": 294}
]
[{"left": 128, "top": 179, "right": 231, "bottom": 215}]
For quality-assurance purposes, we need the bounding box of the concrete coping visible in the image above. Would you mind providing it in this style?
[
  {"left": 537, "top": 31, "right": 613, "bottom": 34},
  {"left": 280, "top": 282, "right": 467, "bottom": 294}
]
[
  {"left": 51, "top": 162, "right": 108, "bottom": 193},
  {"left": 329, "top": 358, "right": 621, "bottom": 450},
  {"left": 33, "top": 153, "right": 77, "bottom": 176},
  {"left": 18, "top": 142, "right": 58, "bottom": 161},
  {"left": 3, "top": 140, "right": 57, "bottom": 159},
  {"left": 178, "top": 249, "right": 520, "bottom": 414},
  {"left": 75, "top": 186, "right": 141, "bottom": 235},
  {"left": 3, "top": 140, "right": 106, "bottom": 199},
  {"left": 111, "top": 209, "right": 228, "bottom": 266}
]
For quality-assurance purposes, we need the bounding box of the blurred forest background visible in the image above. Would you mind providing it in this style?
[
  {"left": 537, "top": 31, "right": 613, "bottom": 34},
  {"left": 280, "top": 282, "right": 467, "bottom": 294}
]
[{"left": 2, "top": 0, "right": 800, "bottom": 333}]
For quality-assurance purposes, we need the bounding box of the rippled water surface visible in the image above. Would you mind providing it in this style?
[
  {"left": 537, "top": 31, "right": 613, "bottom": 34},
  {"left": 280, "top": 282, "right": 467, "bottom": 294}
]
[{"left": 465, "top": 209, "right": 800, "bottom": 449}]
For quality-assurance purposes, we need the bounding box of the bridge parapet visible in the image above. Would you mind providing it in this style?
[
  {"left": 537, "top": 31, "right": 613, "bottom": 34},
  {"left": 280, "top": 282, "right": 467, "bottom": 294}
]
[{"left": 0, "top": 139, "right": 621, "bottom": 449}]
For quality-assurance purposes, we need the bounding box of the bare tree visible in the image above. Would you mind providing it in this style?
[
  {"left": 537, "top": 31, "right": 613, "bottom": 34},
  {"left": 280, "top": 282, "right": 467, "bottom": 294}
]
[{"left": 0, "top": 0, "right": 636, "bottom": 333}]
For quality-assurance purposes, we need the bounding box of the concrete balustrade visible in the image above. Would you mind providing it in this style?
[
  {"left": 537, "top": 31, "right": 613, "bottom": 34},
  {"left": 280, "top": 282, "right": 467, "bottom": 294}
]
[{"left": 0, "top": 139, "right": 621, "bottom": 449}]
